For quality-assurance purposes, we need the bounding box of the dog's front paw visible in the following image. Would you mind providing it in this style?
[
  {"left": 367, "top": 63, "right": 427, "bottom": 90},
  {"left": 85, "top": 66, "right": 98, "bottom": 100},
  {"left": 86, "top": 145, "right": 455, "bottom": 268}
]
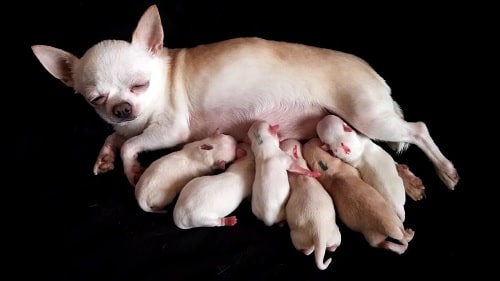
[
  {"left": 396, "top": 163, "right": 426, "bottom": 201},
  {"left": 93, "top": 146, "right": 116, "bottom": 175}
]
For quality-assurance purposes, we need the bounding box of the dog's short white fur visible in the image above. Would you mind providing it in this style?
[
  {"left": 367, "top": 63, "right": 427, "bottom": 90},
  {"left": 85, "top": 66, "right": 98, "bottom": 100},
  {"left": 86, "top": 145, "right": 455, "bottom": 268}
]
[
  {"left": 281, "top": 139, "right": 341, "bottom": 271},
  {"left": 31, "top": 4, "right": 459, "bottom": 190},
  {"left": 173, "top": 142, "right": 255, "bottom": 229},
  {"left": 303, "top": 138, "right": 414, "bottom": 254},
  {"left": 247, "top": 120, "right": 293, "bottom": 226},
  {"left": 134, "top": 128, "right": 237, "bottom": 213},
  {"left": 317, "top": 114, "right": 407, "bottom": 222}
]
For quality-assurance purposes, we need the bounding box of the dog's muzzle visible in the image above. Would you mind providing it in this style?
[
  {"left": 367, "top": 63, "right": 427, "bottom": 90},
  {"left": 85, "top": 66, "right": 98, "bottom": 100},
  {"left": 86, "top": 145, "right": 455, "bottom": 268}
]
[{"left": 112, "top": 102, "right": 136, "bottom": 121}]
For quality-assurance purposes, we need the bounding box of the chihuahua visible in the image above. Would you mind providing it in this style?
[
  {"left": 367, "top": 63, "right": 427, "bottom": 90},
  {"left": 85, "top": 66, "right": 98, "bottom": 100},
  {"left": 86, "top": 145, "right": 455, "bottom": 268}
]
[
  {"left": 281, "top": 139, "right": 341, "bottom": 270},
  {"left": 31, "top": 4, "right": 459, "bottom": 190},
  {"left": 317, "top": 114, "right": 407, "bottom": 221},
  {"left": 173, "top": 142, "right": 255, "bottom": 229},
  {"left": 134, "top": 128, "right": 237, "bottom": 213},
  {"left": 247, "top": 120, "right": 319, "bottom": 226},
  {"left": 303, "top": 138, "right": 414, "bottom": 254}
]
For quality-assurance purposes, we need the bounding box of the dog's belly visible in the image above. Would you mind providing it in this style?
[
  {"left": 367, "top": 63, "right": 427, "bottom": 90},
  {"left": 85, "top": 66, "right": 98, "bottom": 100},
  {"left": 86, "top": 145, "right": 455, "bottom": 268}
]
[{"left": 189, "top": 104, "right": 329, "bottom": 142}]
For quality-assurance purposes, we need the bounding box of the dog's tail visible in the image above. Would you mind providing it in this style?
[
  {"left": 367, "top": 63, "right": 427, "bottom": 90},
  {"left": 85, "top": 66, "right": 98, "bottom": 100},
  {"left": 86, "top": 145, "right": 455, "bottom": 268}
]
[
  {"left": 314, "top": 232, "right": 332, "bottom": 270},
  {"left": 386, "top": 101, "right": 410, "bottom": 154}
]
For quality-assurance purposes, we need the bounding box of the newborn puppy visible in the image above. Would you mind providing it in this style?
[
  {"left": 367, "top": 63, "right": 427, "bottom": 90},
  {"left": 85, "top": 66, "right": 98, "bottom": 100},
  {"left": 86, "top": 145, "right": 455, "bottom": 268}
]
[
  {"left": 173, "top": 142, "right": 255, "bottom": 229},
  {"left": 302, "top": 138, "right": 414, "bottom": 255},
  {"left": 317, "top": 114, "right": 407, "bottom": 222},
  {"left": 248, "top": 120, "right": 319, "bottom": 226},
  {"left": 135, "top": 129, "right": 237, "bottom": 213},
  {"left": 281, "top": 139, "right": 341, "bottom": 271}
]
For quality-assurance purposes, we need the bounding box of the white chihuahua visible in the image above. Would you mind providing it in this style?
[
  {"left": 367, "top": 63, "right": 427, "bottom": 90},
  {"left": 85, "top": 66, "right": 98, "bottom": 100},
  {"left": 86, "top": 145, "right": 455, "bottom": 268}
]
[{"left": 31, "top": 4, "right": 459, "bottom": 190}]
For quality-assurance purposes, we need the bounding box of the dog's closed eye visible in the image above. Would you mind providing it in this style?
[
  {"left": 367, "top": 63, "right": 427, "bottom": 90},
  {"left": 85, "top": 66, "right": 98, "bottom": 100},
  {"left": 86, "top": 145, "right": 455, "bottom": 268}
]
[
  {"left": 131, "top": 81, "right": 150, "bottom": 94},
  {"left": 89, "top": 95, "right": 107, "bottom": 105}
]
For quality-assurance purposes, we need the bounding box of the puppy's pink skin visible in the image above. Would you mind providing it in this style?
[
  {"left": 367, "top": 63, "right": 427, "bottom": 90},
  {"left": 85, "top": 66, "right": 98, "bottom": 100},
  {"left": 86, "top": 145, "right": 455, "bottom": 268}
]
[
  {"left": 317, "top": 114, "right": 407, "bottom": 221},
  {"left": 135, "top": 129, "right": 237, "bottom": 213},
  {"left": 281, "top": 139, "right": 341, "bottom": 270},
  {"left": 302, "top": 138, "right": 414, "bottom": 255},
  {"left": 31, "top": 5, "right": 459, "bottom": 189},
  {"left": 173, "top": 142, "right": 255, "bottom": 229},
  {"left": 247, "top": 121, "right": 293, "bottom": 226}
]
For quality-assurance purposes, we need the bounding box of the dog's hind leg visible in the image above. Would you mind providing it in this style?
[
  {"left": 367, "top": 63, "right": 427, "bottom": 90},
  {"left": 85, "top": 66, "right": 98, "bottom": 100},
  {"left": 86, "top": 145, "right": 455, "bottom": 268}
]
[{"left": 346, "top": 110, "right": 459, "bottom": 190}]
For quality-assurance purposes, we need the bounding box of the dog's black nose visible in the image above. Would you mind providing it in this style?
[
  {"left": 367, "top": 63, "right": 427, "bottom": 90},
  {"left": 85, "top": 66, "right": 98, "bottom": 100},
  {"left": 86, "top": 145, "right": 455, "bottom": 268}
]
[{"left": 113, "top": 102, "right": 133, "bottom": 119}]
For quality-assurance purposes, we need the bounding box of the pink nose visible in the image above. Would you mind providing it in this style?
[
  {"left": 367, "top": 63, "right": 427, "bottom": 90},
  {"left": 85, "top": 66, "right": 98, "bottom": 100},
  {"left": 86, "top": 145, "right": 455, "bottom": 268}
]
[{"left": 340, "top": 142, "right": 350, "bottom": 154}]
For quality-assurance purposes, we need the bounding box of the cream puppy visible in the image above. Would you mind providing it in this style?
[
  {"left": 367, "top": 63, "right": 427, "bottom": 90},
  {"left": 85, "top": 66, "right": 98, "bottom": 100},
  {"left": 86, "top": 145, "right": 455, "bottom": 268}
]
[
  {"left": 302, "top": 138, "right": 414, "bottom": 255},
  {"left": 173, "top": 142, "right": 255, "bottom": 229},
  {"left": 281, "top": 139, "right": 341, "bottom": 271},
  {"left": 31, "top": 5, "right": 459, "bottom": 191},
  {"left": 317, "top": 114, "right": 407, "bottom": 222},
  {"left": 135, "top": 129, "right": 237, "bottom": 213},
  {"left": 248, "top": 120, "right": 319, "bottom": 226}
]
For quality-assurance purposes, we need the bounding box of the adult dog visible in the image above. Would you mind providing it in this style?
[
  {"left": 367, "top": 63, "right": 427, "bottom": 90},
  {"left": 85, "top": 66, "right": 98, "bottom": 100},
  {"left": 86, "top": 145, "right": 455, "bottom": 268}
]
[{"left": 31, "top": 5, "right": 459, "bottom": 189}]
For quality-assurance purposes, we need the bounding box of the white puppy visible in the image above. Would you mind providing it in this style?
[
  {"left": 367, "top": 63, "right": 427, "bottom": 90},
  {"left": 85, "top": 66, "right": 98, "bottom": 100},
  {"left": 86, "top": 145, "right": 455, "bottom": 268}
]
[
  {"left": 173, "top": 142, "right": 255, "bottom": 229},
  {"left": 248, "top": 120, "right": 319, "bottom": 226},
  {"left": 31, "top": 4, "right": 459, "bottom": 190},
  {"left": 303, "top": 138, "right": 414, "bottom": 255},
  {"left": 135, "top": 129, "right": 237, "bottom": 213},
  {"left": 281, "top": 139, "right": 341, "bottom": 271},
  {"left": 316, "top": 114, "right": 407, "bottom": 221}
]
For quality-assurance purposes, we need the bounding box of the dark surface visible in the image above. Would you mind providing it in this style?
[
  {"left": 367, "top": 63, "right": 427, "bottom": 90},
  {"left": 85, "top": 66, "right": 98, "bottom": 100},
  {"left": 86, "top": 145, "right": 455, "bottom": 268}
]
[{"left": 15, "top": 0, "right": 483, "bottom": 280}]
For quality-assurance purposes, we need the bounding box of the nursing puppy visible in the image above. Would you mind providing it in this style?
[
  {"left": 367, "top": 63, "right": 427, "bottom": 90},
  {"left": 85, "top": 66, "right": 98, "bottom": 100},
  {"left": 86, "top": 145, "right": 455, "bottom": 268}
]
[
  {"left": 302, "top": 138, "right": 414, "bottom": 255},
  {"left": 281, "top": 139, "right": 341, "bottom": 271},
  {"left": 135, "top": 129, "right": 237, "bottom": 213},
  {"left": 317, "top": 114, "right": 407, "bottom": 221},
  {"left": 248, "top": 120, "right": 319, "bottom": 226},
  {"left": 173, "top": 142, "right": 255, "bottom": 229},
  {"left": 31, "top": 4, "right": 459, "bottom": 190}
]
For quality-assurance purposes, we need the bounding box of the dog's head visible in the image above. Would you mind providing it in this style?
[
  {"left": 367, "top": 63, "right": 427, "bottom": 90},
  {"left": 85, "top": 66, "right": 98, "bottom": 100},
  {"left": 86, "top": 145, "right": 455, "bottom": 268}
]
[{"left": 31, "top": 5, "right": 165, "bottom": 127}]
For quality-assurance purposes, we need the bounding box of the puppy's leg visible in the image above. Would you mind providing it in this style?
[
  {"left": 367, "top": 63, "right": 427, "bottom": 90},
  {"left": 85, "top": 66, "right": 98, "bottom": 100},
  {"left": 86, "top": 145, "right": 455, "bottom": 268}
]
[
  {"left": 121, "top": 124, "right": 189, "bottom": 186},
  {"left": 348, "top": 111, "right": 459, "bottom": 189},
  {"left": 93, "top": 132, "right": 126, "bottom": 175},
  {"left": 377, "top": 240, "right": 408, "bottom": 255},
  {"left": 396, "top": 163, "right": 426, "bottom": 201},
  {"left": 220, "top": 216, "right": 238, "bottom": 226}
]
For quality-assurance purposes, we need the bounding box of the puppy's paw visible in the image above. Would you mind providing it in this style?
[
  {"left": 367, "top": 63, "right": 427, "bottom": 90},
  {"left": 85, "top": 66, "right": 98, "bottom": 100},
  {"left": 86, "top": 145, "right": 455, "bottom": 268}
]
[
  {"left": 125, "top": 163, "right": 145, "bottom": 187},
  {"left": 93, "top": 147, "right": 116, "bottom": 175},
  {"left": 396, "top": 163, "right": 426, "bottom": 201}
]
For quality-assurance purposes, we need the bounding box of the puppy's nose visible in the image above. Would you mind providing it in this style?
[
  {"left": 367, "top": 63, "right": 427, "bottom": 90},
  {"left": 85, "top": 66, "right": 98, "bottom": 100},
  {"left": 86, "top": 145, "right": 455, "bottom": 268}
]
[{"left": 113, "top": 102, "right": 133, "bottom": 119}]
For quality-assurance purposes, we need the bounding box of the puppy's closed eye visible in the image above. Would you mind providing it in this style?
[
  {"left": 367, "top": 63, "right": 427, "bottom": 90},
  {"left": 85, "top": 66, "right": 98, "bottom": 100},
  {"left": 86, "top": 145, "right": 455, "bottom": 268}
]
[{"left": 131, "top": 81, "right": 150, "bottom": 94}]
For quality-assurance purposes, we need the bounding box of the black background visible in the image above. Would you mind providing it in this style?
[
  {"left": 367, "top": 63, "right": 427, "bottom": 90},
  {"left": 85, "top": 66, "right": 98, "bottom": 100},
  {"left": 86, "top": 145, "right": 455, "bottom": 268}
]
[{"left": 14, "top": 0, "right": 485, "bottom": 280}]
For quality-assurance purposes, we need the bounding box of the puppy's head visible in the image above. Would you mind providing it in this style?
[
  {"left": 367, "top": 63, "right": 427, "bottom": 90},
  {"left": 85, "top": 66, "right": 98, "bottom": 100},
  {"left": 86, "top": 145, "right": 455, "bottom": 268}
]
[
  {"left": 31, "top": 5, "right": 165, "bottom": 126},
  {"left": 247, "top": 120, "right": 280, "bottom": 148},
  {"left": 316, "top": 115, "right": 361, "bottom": 162},
  {"left": 279, "top": 139, "right": 303, "bottom": 159},
  {"left": 186, "top": 129, "right": 238, "bottom": 170}
]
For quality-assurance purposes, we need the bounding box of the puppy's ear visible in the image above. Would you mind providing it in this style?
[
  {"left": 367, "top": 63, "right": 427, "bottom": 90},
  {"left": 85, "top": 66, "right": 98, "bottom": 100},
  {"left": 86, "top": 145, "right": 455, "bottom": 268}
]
[
  {"left": 31, "top": 45, "right": 78, "bottom": 88},
  {"left": 132, "top": 5, "right": 164, "bottom": 54}
]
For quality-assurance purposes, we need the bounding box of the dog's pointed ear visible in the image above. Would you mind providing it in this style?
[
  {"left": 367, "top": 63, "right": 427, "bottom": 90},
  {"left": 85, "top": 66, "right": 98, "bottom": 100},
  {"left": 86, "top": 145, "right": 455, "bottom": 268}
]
[
  {"left": 132, "top": 5, "right": 164, "bottom": 54},
  {"left": 31, "top": 45, "right": 78, "bottom": 88}
]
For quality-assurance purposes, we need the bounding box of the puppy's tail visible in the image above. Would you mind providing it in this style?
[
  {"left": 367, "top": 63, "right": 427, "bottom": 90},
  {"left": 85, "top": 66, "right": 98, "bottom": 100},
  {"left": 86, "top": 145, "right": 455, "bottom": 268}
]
[
  {"left": 387, "top": 101, "right": 410, "bottom": 154},
  {"left": 314, "top": 233, "right": 332, "bottom": 270}
]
